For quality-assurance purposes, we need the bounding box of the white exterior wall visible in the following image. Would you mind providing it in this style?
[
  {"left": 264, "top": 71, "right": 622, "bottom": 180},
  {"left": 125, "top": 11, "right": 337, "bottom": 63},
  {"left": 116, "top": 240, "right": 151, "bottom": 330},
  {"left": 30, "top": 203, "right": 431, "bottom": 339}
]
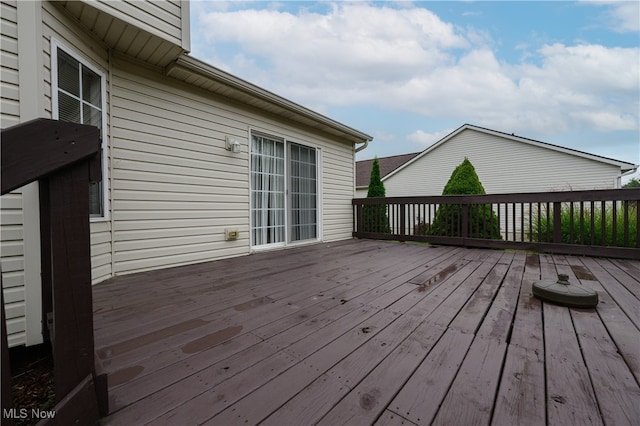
[
  {"left": 109, "top": 58, "right": 355, "bottom": 276},
  {"left": 85, "top": 0, "right": 187, "bottom": 49},
  {"left": 385, "top": 129, "right": 621, "bottom": 197},
  {"left": 1, "top": 0, "right": 27, "bottom": 347},
  {"left": 1, "top": 0, "right": 20, "bottom": 128},
  {"left": 355, "top": 188, "right": 367, "bottom": 198},
  {"left": 0, "top": 191, "right": 26, "bottom": 347}
]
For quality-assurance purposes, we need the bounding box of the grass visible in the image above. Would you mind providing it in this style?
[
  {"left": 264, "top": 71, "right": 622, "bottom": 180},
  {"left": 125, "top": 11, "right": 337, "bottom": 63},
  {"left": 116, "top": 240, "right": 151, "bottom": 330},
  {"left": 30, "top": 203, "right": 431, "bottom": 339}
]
[{"left": 531, "top": 201, "right": 638, "bottom": 248}]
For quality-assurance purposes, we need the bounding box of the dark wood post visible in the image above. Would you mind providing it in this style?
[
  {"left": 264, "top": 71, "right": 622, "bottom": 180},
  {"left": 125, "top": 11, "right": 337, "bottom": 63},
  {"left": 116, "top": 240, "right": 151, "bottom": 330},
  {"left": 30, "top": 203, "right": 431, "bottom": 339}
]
[
  {"left": 399, "top": 203, "right": 406, "bottom": 239},
  {"left": 1, "top": 118, "right": 108, "bottom": 424},
  {"left": 636, "top": 201, "right": 640, "bottom": 248},
  {"left": 553, "top": 202, "right": 562, "bottom": 244},
  {"left": 461, "top": 204, "right": 469, "bottom": 239},
  {"left": 46, "top": 162, "right": 97, "bottom": 398}
]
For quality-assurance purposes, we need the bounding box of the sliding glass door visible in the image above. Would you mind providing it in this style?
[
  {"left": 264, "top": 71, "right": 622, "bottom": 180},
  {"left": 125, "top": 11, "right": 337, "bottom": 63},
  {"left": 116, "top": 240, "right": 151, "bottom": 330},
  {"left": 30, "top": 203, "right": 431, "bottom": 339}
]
[
  {"left": 289, "top": 143, "right": 317, "bottom": 242},
  {"left": 250, "top": 134, "right": 318, "bottom": 247}
]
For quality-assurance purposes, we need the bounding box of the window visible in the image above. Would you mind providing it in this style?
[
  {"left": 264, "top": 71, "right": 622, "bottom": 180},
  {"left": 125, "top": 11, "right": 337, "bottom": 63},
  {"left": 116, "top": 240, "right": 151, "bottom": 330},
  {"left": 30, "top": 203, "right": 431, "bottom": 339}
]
[
  {"left": 52, "top": 40, "right": 107, "bottom": 219},
  {"left": 250, "top": 133, "right": 319, "bottom": 247}
]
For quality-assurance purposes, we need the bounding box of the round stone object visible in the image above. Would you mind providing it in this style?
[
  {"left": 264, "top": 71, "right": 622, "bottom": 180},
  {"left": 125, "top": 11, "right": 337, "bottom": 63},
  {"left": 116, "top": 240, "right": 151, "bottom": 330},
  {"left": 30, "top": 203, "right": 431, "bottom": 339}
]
[{"left": 532, "top": 274, "right": 598, "bottom": 308}]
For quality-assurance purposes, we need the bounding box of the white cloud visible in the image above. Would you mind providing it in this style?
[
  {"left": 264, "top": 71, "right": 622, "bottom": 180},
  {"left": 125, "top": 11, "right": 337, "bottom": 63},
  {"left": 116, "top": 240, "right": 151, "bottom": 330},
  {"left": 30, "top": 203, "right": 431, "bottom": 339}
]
[
  {"left": 197, "top": 3, "right": 467, "bottom": 84},
  {"left": 193, "top": 2, "right": 639, "bottom": 138},
  {"left": 585, "top": 1, "right": 640, "bottom": 33},
  {"left": 407, "top": 129, "right": 453, "bottom": 147},
  {"left": 608, "top": 1, "right": 640, "bottom": 32}
]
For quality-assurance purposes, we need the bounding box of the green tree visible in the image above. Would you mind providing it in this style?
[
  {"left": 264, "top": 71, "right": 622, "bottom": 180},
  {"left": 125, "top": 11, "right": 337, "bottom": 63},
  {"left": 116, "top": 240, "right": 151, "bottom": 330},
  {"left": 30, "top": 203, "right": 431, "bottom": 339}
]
[
  {"left": 429, "top": 158, "right": 501, "bottom": 239},
  {"left": 623, "top": 177, "right": 640, "bottom": 188},
  {"left": 363, "top": 157, "right": 390, "bottom": 233}
]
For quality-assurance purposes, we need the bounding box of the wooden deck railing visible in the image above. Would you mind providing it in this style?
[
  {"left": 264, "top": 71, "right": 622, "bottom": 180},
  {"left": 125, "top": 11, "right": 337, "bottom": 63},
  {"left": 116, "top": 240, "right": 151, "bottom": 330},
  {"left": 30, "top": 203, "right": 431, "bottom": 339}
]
[
  {"left": 1, "top": 119, "right": 107, "bottom": 425},
  {"left": 353, "top": 188, "right": 640, "bottom": 260}
]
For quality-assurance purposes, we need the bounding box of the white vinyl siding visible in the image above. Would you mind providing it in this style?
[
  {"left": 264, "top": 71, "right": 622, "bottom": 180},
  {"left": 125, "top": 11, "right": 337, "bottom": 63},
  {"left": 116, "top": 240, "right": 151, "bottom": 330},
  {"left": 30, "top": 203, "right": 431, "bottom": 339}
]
[
  {"left": 1, "top": 0, "right": 20, "bottom": 128},
  {"left": 108, "top": 58, "right": 355, "bottom": 276},
  {"left": 82, "top": 0, "right": 186, "bottom": 50},
  {"left": 1, "top": 0, "right": 27, "bottom": 347},
  {"left": 0, "top": 193, "right": 26, "bottom": 347},
  {"left": 385, "top": 129, "right": 623, "bottom": 197},
  {"left": 110, "top": 63, "right": 250, "bottom": 275}
]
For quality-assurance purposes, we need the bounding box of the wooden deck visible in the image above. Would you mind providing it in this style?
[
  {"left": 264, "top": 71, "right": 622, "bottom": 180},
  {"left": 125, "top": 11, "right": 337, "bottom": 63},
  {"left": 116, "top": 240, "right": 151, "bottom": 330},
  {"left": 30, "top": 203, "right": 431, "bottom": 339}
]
[{"left": 94, "top": 239, "right": 640, "bottom": 426}]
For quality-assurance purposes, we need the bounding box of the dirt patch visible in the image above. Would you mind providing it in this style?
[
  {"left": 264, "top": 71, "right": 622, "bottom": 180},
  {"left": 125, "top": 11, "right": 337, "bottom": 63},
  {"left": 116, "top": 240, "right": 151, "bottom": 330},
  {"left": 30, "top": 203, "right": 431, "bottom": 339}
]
[{"left": 8, "top": 344, "right": 55, "bottom": 426}]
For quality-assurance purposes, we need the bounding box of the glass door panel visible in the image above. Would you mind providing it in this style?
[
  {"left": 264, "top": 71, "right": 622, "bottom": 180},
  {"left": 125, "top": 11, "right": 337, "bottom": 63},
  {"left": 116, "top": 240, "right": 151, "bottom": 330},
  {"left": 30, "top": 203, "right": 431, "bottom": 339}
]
[
  {"left": 251, "top": 135, "right": 285, "bottom": 246},
  {"left": 289, "top": 143, "right": 317, "bottom": 242}
]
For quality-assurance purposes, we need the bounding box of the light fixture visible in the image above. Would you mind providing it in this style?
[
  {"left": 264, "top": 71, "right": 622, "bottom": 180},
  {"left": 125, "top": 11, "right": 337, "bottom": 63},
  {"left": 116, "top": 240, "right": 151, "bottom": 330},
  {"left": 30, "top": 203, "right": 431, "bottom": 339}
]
[{"left": 225, "top": 136, "right": 241, "bottom": 154}]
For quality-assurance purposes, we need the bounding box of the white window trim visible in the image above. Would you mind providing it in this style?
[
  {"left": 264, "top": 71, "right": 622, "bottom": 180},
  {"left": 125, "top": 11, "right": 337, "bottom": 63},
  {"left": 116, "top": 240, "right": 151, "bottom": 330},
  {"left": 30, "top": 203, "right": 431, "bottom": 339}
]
[
  {"left": 249, "top": 129, "right": 322, "bottom": 249},
  {"left": 51, "top": 38, "right": 109, "bottom": 222}
]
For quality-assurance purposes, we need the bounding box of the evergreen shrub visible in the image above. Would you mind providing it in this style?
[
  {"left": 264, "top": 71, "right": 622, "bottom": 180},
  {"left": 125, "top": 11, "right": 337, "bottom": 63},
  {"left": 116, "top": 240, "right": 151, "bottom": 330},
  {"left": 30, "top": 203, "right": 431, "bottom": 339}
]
[
  {"left": 428, "top": 158, "right": 501, "bottom": 239},
  {"left": 363, "top": 157, "right": 391, "bottom": 233}
]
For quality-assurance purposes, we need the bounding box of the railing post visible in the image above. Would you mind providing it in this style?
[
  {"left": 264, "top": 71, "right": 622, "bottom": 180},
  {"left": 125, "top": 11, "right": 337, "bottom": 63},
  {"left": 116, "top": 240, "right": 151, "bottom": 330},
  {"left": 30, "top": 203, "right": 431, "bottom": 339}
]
[
  {"left": 461, "top": 204, "right": 469, "bottom": 239},
  {"left": 553, "top": 201, "right": 562, "bottom": 244},
  {"left": 636, "top": 200, "right": 640, "bottom": 248},
  {"left": 399, "top": 203, "right": 406, "bottom": 239}
]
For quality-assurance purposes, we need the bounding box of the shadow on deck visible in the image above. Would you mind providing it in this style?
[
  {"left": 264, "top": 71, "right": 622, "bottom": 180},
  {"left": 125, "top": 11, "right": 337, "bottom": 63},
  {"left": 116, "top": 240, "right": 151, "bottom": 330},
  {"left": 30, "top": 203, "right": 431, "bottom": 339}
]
[{"left": 94, "top": 239, "right": 640, "bottom": 425}]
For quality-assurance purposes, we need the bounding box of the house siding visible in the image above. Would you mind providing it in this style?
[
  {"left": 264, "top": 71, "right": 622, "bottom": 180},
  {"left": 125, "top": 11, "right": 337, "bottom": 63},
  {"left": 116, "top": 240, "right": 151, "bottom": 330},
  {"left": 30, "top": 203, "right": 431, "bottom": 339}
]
[
  {"left": 108, "top": 58, "right": 355, "bottom": 276},
  {"left": 0, "top": 192, "right": 26, "bottom": 347},
  {"left": 0, "top": 0, "right": 26, "bottom": 347},
  {"left": 1, "top": 0, "right": 20, "bottom": 128},
  {"left": 79, "top": 0, "right": 185, "bottom": 49},
  {"left": 384, "top": 129, "right": 621, "bottom": 197}
]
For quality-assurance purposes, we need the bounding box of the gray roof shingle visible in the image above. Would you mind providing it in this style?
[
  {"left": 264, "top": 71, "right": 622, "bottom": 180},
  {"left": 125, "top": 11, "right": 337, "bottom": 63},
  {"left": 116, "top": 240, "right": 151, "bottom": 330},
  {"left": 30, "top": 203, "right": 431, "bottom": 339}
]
[{"left": 356, "top": 152, "right": 420, "bottom": 188}]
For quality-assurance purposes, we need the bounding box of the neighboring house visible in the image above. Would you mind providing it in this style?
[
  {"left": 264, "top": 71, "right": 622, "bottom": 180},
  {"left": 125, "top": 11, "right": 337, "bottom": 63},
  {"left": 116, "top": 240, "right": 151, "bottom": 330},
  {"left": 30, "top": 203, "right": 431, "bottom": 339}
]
[
  {"left": 355, "top": 152, "right": 420, "bottom": 196},
  {"left": 0, "top": 0, "right": 372, "bottom": 347},
  {"left": 356, "top": 124, "right": 637, "bottom": 198}
]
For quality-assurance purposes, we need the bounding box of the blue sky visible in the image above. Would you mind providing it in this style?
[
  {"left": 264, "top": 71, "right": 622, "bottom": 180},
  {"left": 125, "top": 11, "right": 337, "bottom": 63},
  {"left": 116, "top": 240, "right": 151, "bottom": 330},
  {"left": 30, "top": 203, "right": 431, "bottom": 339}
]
[{"left": 189, "top": 1, "right": 640, "bottom": 181}]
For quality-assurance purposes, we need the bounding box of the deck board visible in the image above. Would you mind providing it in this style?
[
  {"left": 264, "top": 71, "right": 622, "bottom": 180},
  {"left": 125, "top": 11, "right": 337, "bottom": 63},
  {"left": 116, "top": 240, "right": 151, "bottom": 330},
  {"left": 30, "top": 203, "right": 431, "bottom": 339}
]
[
  {"left": 492, "top": 253, "right": 546, "bottom": 426},
  {"left": 95, "top": 240, "right": 640, "bottom": 425}
]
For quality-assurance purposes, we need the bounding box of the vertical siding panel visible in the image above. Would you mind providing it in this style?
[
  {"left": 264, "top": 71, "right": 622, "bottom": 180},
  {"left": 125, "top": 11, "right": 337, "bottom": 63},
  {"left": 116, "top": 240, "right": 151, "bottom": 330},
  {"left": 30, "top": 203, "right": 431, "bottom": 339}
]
[{"left": 322, "top": 142, "right": 355, "bottom": 241}]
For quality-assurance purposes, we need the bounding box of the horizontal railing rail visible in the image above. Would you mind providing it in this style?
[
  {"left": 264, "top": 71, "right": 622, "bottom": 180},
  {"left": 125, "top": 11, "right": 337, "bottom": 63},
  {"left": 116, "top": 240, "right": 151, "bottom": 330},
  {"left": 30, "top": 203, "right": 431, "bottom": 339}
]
[{"left": 353, "top": 188, "right": 640, "bottom": 260}]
